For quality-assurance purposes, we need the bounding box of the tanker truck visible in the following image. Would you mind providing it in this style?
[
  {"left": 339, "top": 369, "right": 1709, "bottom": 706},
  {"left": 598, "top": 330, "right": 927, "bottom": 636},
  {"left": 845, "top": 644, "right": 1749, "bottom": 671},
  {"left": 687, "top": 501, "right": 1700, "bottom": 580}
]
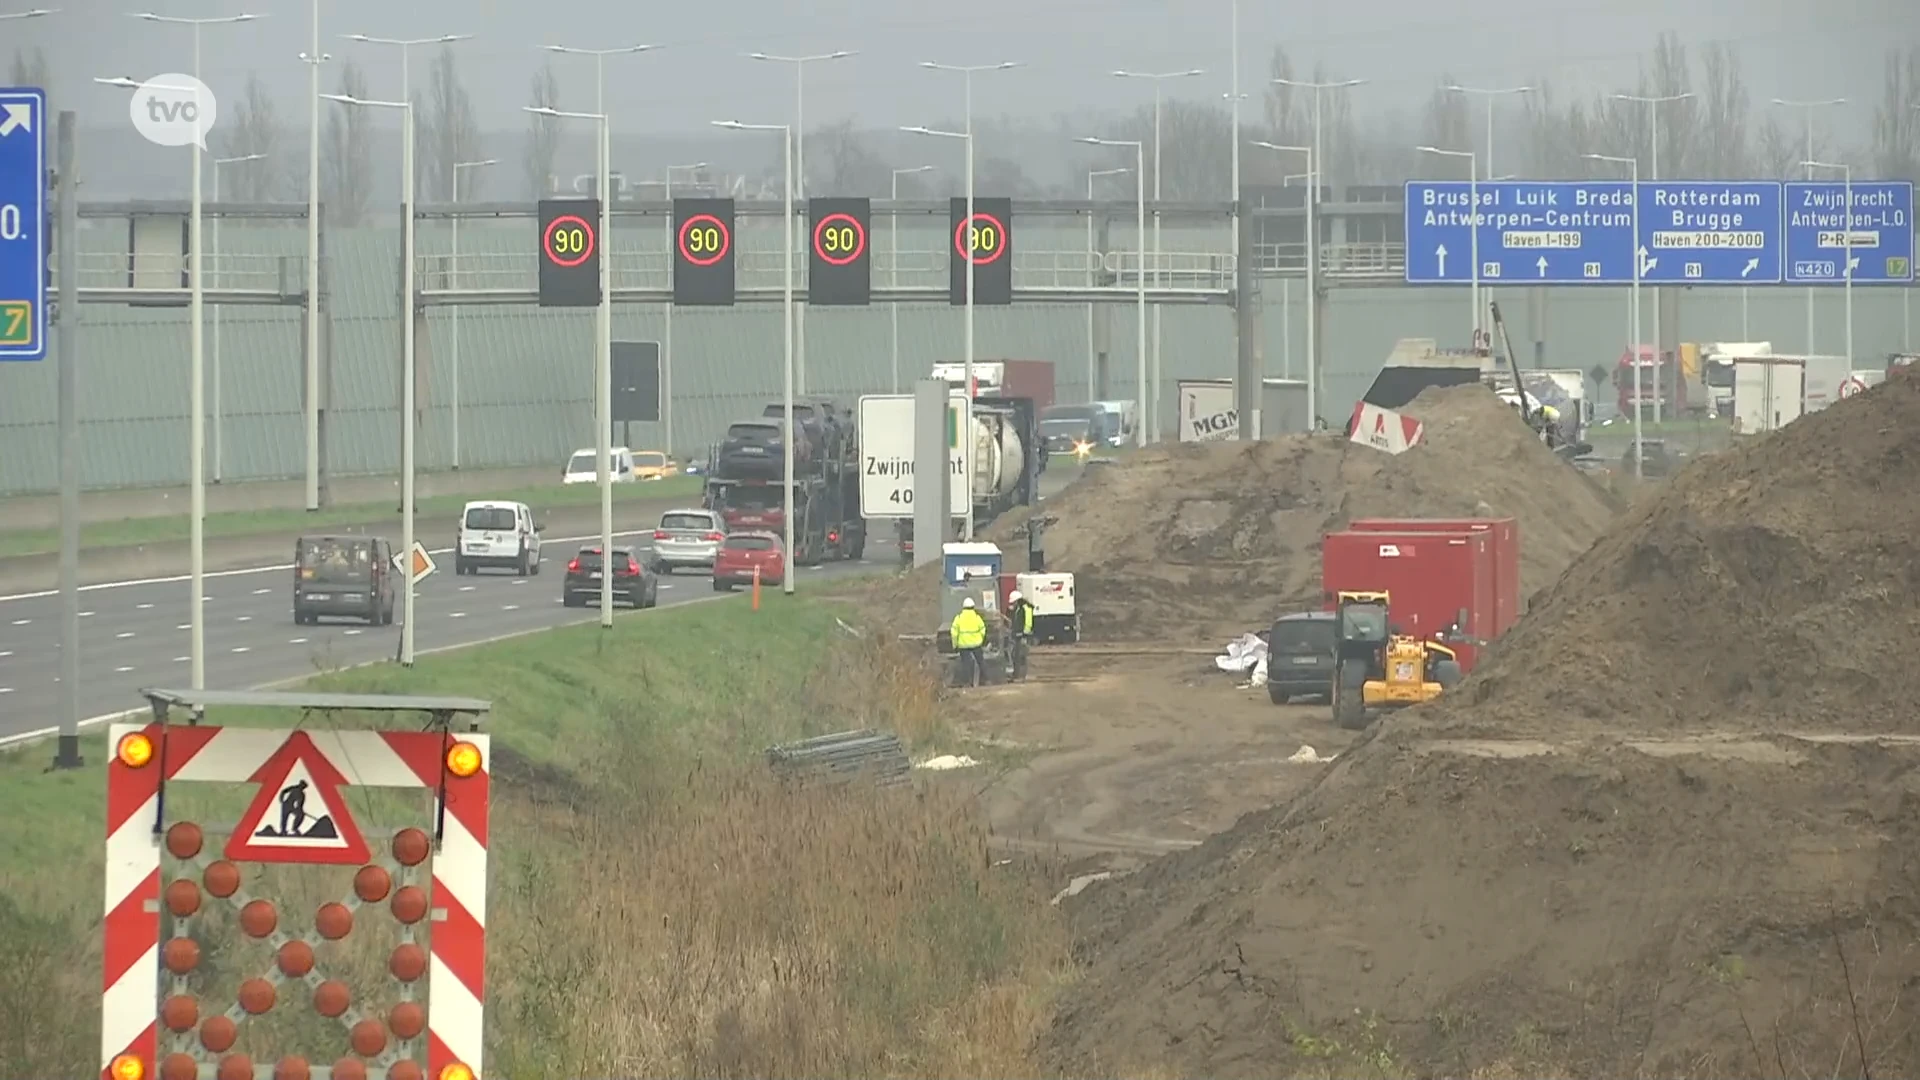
[{"left": 892, "top": 393, "right": 1047, "bottom": 567}]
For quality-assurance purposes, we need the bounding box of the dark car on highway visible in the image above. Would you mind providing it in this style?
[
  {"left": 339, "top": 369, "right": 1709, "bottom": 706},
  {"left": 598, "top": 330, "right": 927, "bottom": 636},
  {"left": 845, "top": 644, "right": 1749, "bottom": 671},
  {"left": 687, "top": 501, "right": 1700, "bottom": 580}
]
[
  {"left": 1267, "top": 610, "right": 1338, "bottom": 705},
  {"left": 561, "top": 546, "right": 658, "bottom": 609},
  {"left": 293, "top": 535, "right": 396, "bottom": 625}
]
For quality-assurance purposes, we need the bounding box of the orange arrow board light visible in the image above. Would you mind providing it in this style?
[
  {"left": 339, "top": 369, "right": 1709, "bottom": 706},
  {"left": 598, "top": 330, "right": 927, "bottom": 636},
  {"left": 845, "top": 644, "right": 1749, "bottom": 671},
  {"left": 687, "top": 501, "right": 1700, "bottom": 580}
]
[
  {"left": 392, "top": 541, "right": 437, "bottom": 584},
  {"left": 226, "top": 731, "right": 372, "bottom": 865}
]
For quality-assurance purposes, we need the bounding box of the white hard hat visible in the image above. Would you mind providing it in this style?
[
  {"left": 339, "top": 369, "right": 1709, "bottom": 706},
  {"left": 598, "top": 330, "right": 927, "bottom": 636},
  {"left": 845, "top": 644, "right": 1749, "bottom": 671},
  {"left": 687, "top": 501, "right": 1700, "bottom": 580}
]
[
  {"left": 1008, "top": 590, "right": 1022, "bottom": 602},
  {"left": 962, "top": 597, "right": 976, "bottom": 609}
]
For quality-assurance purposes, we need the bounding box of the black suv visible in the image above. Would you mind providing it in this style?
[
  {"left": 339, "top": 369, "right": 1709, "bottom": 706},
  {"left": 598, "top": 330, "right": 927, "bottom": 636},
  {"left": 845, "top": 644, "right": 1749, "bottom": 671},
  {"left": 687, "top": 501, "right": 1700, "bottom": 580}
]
[
  {"left": 1267, "top": 611, "right": 1338, "bottom": 705},
  {"left": 561, "top": 546, "right": 658, "bottom": 609}
]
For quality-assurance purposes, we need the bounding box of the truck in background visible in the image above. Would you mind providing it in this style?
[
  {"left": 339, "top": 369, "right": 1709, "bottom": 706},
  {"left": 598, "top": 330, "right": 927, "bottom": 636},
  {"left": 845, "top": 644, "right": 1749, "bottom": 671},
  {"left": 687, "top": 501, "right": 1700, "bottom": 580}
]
[
  {"left": 1357, "top": 338, "right": 1484, "bottom": 412},
  {"left": 1727, "top": 355, "right": 1804, "bottom": 435},
  {"left": 928, "top": 360, "right": 1055, "bottom": 410},
  {"left": 1698, "top": 342, "right": 1773, "bottom": 417},
  {"left": 1613, "top": 345, "right": 1692, "bottom": 417},
  {"left": 1174, "top": 378, "right": 1312, "bottom": 441},
  {"left": 890, "top": 382, "right": 1049, "bottom": 567},
  {"left": 705, "top": 395, "right": 866, "bottom": 566}
]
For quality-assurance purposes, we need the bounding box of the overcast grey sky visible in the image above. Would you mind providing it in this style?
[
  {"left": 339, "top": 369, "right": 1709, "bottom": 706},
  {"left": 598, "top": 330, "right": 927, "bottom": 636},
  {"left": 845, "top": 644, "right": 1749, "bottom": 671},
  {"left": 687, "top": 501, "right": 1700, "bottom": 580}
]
[{"left": 10, "top": 0, "right": 1914, "bottom": 141}]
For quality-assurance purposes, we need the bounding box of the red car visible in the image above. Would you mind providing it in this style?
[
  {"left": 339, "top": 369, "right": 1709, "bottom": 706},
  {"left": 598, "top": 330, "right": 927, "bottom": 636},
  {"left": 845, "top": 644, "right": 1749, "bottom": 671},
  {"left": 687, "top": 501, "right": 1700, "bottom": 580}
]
[{"left": 712, "top": 531, "right": 786, "bottom": 591}]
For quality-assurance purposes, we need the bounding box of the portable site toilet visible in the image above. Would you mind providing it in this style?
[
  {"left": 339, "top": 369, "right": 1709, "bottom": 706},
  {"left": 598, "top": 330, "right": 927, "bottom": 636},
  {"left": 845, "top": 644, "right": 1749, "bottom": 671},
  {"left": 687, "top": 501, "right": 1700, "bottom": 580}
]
[{"left": 937, "top": 541, "right": 1005, "bottom": 652}]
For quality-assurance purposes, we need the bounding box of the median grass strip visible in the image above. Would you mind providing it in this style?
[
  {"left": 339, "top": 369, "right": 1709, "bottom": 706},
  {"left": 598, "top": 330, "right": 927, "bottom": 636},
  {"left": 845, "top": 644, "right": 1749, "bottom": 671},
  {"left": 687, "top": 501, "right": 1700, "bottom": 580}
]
[
  {"left": 0, "top": 475, "right": 706, "bottom": 557},
  {"left": 0, "top": 595, "right": 1067, "bottom": 1077}
]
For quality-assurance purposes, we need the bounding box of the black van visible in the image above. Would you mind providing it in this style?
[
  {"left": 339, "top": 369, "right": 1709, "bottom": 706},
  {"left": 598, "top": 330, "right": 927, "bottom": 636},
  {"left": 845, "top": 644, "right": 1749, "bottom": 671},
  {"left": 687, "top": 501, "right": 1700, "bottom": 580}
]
[
  {"left": 294, "top": 535, "right": 396, "bottom": 625},
  {"left": 1267, "top": 610, "right": 1338, "bottom": 705}
]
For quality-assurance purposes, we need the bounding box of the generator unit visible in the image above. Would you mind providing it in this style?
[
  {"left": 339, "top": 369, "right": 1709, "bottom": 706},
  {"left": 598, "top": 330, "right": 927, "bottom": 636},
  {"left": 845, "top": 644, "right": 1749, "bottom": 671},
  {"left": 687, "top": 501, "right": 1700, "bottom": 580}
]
[{"left": 1015, "top": 571, "right": 1079, "bottom": 643}]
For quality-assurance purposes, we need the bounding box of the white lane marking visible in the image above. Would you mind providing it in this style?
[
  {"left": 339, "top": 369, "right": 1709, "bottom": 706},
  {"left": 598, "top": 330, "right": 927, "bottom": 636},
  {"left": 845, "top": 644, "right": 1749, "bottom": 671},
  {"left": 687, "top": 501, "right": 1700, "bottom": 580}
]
[
  {"left": 115, "top": 665, "right": 135, "bottom": 673},
  {"left": 509, "top": 579, "right": 526, "bottom": 585},
  {"left": 202, "top": 595, "right": 212, "bottom": 601},
  {"left": 8, "top": 618, "right": 26, "bottom": 626},
  {"left": 172, "top": 656, "right": 189, "bottom": 662},
  {"left": 231, "top": 646, "right": 250, "bottom": 653},
  {"left": 116, "top": 631, "right": 135, "bottom": 639},
  {"left": 0, "top": 687, "right": 11, "bottom": 694},
  {"left": 289, "top": 637, "right": 308, "bottom": 644},
  {"left": 0, "top": 528, "right": 665, "bottom": 602},
  {"left": 252, "top": 587, "right": 271, "bottom": 595},
  {"left": 0, "top": 650, "right": 10, "bottom": 658},
  {"left": 137, "top": 602, "right": 153, "bottom": 610},
  {"left": 235, "top": 615, "right": 252, "bottom": 623},
  {"left": 459, "top": 585, "right": 475, "bottom": 592},
  {"left": 501, "top": 604, "right": 519, "bottom": 611},
  {"left": 79, "top": 610, "right": 94, "bottom": 617},
  {"left": 449, "top": 612, "right": 467, "bottom": 618},
  {"left": 175, "top": 624, "right": 190, "bottom": 631},
  {"left": 343, "top": 629, "right": 362, "bottom": 636}
]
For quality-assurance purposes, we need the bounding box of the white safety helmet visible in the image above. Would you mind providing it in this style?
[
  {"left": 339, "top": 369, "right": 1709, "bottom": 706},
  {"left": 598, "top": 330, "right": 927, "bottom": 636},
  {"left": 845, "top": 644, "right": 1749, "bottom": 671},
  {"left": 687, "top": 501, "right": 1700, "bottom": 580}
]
[
  {"left": 1008, "top": 590, "right": 1023, "bottom": 603},
  {"left": 961, "top": 597, "right": 976, "bottom": 609}
]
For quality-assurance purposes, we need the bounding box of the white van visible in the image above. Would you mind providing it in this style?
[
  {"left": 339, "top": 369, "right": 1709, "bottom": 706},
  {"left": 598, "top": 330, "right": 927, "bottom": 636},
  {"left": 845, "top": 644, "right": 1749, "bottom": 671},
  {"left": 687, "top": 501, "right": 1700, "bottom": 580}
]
[
  {"left": 563, "top": 446, "right": 636, "bottom": 485},
  {"left": 456, "top": 500, "right": 543, "bottom": 576}
]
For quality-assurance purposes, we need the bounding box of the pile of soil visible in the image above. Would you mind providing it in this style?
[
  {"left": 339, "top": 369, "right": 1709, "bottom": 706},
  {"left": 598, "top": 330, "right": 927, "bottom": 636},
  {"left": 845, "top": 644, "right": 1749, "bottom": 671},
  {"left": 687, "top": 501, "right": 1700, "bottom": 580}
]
[
  {"left": 1045, "top": 727, "right": 1920, "bottom": 1078},
  {"left": 977, "top": 384, "right": 1622, "bottom": 642},
  {"left": 1432, "top": 365, "right": 1920, "bottom": 736}
]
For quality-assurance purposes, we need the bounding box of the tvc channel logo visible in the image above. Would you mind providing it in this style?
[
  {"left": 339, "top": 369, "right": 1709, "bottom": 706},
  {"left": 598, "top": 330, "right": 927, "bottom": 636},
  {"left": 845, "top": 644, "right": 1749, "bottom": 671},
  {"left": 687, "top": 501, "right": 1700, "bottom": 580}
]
[{"left": 126, "top": 72, "right": 218, "bottom": 149}]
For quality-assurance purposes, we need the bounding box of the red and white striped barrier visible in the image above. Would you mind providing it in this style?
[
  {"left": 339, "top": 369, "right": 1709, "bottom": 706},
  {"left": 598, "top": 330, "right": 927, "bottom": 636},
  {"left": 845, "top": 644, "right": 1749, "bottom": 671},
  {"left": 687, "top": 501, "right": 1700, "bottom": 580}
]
[
  {"left": 1348, "top": 402, "right": 1426, "bottom": 455},
  {"left": 103, "top": 724, "right": 490, "bottom": 1080}
]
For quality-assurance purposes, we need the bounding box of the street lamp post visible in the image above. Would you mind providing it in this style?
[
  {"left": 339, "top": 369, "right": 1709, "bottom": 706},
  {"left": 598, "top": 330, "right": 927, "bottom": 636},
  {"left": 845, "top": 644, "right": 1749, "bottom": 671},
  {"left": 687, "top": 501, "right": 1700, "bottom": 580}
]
[
  {"left": 300, "top": 0, "right": 326, "bottom": 511},
  {"left": 1586, "top": 152, "right": 1643, "bottom": 479},
  {"left": 324, "top": 93, "right": 419, "bottom": 659},
  {"left": 1113, "top": 67, "right": 1204, "bottom": 441},
  {"left": 1445, "top": 83, "right": 1531, "bottom": 181},
  {"left": 447, "top": 156, "right": 495, "bottom": 470},
  {"left": 1613, "top": 90, "right": 1693, "bottom": 425},
  {"left": 1772, "top": 98, "right": 1848, "bottom": 359},
  {"left": 1255, "top": 141, "right": 1315, "bottom": 423},
  {"left": 1803, "top": 160, "right": 1855, "bottom": 373},
  {"left": 660, "top": 161, "right": 705, "bottom": 456},
  {"left": 528, "top": 104, "right": 614, "bottom": 622},
  {"left": 1273, "top": 74, "right": 1364, "bottom": 412},
  {"left": 714, "top": 120, "right": 797, "bottom": 593},
  {"left": 211, "top": 151, "right": 267, "bottom": 484},
  {"left": 1419, "top": 145, "right": 1479, "bottom": 359},
  {"left": 1079, "top": 138, "right": 1147, "bottom": 448},
  {"left": 1085, "top": 166, "right": 1131, "bottom": 401},
  {"left": 105, "top": 11, "right": 259, "bottom": 692},
  {"left": 913, "top": 59, "right": 1018, "bottom": 541},
  {"left": 889, "top": 165, "right": 935, "bottom": 393},
  {"left": 750, "top": 51, "right": 855, "bottom": 397}
]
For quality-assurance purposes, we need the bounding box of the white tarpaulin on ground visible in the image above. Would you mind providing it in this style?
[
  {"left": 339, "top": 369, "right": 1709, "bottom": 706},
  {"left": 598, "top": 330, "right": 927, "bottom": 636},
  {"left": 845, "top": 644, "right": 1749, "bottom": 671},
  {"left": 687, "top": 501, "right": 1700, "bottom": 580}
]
[{"left": 1215, "top": 633, "right": 1267, "bottom": 674}]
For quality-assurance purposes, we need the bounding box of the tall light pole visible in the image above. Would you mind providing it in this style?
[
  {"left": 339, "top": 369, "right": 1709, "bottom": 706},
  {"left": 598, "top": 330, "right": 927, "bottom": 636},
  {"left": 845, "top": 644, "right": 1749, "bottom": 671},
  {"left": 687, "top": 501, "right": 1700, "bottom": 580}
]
[
  {"left": 1086, "top": 165, "right": 1131, "bottom": 402},
  {"left": 1419, "top": 145, "right": 1479, "bottom": 358},
  {"left": 1613, "top": 90, "right": 1693, "bottom": 425},
  {"left": 914, "top": 59, "right": 1019, "bottom": 540},
  {"left": 750, "top": 50, "right": 855, "bottom": 396},
  {"left": 890, "top": 164, "right": 936, "bottom": 393},
  {"left": 1273, "top": 74, "right": 1364, "bottom": 410},
  {"left": 1228, "top": 0, "right": 1241, "bottom": 297},
  {"left": 1255, "top": 141, "right": 1315, "bottom": 423},
  {"left": 545, "top": 42, "right": 659, "bottom": 117},
  {"left": 300, "top": 0, "right": 325, "bottom": 511},
  {"left": 107, "top": 11, "right": 259, "bottom": 693},
  {"left": 714, "top": 120, "right": 797, "bottom": 592},
  {"left": 661, "top": 161, "right": 705, "bottom": 456},
  {"left": 447, "top": 156, "right": 495, "bottom": 470},
  {"left": 1586, "top": 152, "right": 1643, "bottom": 479},
  {"left": 324, "top": 93, "right": 418, "bottom": 658},
  {"left": 210, "top": 151, "right": 267, "bottom": 485},
  {"left": 1079, "top": 138, "right": 1147, "bottom": 447},
  {"left": 1445, "top": 83, "right": 1531, "bottom": 179},
  {"left": 1803, "top": 160, "right": 1855, "bottom": 372},
  {"left": 528, "top": 104, "right": 614, "bottom": 622},
  {"left": 1772, "top": 97, "right": 1848, "bottom": 361},
  {"left": 1113, "top": 66, "right": 1204, "bottom": 441}
]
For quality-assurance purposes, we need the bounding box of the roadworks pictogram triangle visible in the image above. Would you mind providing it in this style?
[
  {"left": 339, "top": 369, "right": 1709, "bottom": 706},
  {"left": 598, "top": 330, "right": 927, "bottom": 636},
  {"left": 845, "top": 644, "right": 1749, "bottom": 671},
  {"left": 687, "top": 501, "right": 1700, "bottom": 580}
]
[{"left": 226, "top": 731, "right": 372, "bottom": 865}]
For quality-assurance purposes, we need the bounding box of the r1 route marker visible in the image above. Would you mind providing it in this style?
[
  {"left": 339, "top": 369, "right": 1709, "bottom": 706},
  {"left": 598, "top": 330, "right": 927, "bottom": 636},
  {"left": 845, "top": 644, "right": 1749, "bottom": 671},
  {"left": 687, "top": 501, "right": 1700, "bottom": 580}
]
[{"left": 0, "top": 86, "right": 47, "bottom": 362}]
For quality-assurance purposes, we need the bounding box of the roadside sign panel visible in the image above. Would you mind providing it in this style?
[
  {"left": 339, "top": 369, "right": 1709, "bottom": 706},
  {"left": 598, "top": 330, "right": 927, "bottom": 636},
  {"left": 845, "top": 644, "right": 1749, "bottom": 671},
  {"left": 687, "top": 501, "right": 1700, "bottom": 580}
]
[
  {"left": 1635, "top": 181, "right": 1783, "bottom": 284},
  {"left": 393, "top": 541, "right": 436, "bottom": 584},
  {"left": 1783, "top": 181, "right": 1914, "bottom": 284},
  {"left": 858, "top": 393, "right": 969, "bottom": 518},
  {"left": 0, "top": 86, "right": 47, "bottom": 361},
  {"left": 1403, "top": 180, "right": 1636, "bottom": 284}
]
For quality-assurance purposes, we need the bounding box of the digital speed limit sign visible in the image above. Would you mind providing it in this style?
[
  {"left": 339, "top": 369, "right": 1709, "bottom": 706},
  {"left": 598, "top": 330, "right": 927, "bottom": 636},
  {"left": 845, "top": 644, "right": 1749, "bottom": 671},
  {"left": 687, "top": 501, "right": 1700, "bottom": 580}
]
[
  {"left": 537, "top": 199, "right": 602, "bottom": 307},
  {"left": 948, "top": 196, "right": 1013, "bottom": 305},
  {"left": 673, "top": 197, "right": 736, "bottom": 306},
  {"left": 808, "top": 197, "right": 871, "bottom": 306}
]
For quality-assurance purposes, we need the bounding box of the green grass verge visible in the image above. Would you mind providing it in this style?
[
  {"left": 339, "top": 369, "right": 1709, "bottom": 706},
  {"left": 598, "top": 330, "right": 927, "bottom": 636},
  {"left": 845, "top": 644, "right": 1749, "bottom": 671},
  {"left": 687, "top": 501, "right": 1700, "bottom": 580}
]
[
  {"left": 0, "top": 594, "right": 1066, "bottom": 1077},
  {"left": 0, "top": 475, "right": 707, "bottom": 558}
]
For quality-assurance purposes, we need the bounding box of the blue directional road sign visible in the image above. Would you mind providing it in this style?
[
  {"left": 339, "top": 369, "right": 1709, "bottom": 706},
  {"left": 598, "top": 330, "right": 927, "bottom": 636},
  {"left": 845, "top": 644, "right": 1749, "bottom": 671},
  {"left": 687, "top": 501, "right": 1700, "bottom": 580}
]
[
  {"left": 0, "top": 87, "right": 46, "bottom": 362},
  {"left": 1783, "top": 181, "right": 1914, "bottom": 284},
  {"left": 1634, "top": 181, "right": 1783, "bottom": 284},
  {"left": 1404, "top": 180, "right": 1637, "bottom": 285}
]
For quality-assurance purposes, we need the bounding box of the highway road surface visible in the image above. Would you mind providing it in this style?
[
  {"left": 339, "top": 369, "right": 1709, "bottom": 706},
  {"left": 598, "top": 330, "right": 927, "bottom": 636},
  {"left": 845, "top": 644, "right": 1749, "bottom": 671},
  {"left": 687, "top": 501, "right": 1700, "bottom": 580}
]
[{"left": 0, "top": 528, "right": 896, "bottom": 745}]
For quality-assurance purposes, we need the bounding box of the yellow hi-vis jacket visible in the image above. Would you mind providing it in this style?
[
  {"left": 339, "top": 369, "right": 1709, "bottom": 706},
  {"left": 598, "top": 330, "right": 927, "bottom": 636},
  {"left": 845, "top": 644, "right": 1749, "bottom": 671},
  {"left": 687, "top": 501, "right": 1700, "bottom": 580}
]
[{"left": 950, "top": 609, "right": 987, "bottom": 649}]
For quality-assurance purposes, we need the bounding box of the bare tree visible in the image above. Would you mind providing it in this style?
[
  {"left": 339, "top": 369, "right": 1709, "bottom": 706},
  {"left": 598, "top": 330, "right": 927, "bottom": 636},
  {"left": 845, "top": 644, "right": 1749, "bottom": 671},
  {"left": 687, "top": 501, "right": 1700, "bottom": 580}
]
[
  {"left": 1258, "top": 46, "right": 1308, "bottom": 150},
  {"left": 808, "top": 119, "right": 891, "bottom": 195},
  {"left": 1415, "top": 76, "right": 1472, "bottom": 178},
  {"left": 8, "top": 47, "right": 48, "bottom": 88},
  {"left": 1642, "top": 32, "right": 1701, "bottom": 177},
  {"left": 1695, "top": 43, "right": 1750, "bottom": 178},
  {"left": 321, "top": 61, "right": 374, "bottom": 227},
  {"left": 1524, "top": 81, "right": 1589, "bottom": 177},
  {"left": 421, "top": 45, "right": 483, "bottom": 201},
  {"left": 217, "top": 73, "right": 285, "bottom": 200},
  {"left": 1752, "top": 117, "right": 1803, "bottom": 179},
  {"left": 1872, "top": 46, "right": 1920, "bottom": 183},
  {"left": 1105, "top": 100, "right": 1231, "bottom": 199},
  {"left": 525, "top": 61, "right": 562, "bottom": 199}
]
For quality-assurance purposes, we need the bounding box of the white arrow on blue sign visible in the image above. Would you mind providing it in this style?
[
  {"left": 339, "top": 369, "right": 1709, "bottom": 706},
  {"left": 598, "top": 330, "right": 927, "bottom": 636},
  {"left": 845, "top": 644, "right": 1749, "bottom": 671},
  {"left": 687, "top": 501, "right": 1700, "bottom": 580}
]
[
  {"left": 1783, "top": 181, "right": 1914, "bottom": 284},
  {"left": 1403, "top": 180, "right": 1639, "bottom": 285},
  {"left": 0, "top": 86, "right": 47, "bottom": 362}
]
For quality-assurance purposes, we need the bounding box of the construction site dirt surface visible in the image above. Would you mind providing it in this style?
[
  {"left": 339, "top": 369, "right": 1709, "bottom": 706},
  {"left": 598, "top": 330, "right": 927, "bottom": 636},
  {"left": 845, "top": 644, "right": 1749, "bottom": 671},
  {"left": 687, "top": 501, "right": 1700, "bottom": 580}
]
[
  {"left": 981, "top": 384, "right": 1622, "bottom": 643},
  {"left": 1041, "top": 371, "right": 1920, "bottom": 1079}
]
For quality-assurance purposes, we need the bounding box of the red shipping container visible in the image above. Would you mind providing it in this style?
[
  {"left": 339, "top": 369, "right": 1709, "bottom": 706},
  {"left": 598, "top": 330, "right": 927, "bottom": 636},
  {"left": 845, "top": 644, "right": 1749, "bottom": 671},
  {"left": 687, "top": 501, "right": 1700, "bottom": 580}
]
[
  {"left": 1348, "top": 517, "right": 1520, "bottom": 637},
  {"left": 1320, "top": 529, "right": 1497, "bottom": 673}
]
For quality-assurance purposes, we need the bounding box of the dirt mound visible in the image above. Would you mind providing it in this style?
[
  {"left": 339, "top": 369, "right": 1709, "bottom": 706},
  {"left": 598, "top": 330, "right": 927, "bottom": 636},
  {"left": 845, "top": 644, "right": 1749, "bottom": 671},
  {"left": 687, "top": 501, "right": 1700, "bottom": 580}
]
[
  {"left": 1431, "top": 366, "right": 1920, "bottom": 737},
  {"left": 974, "top": 384, "right": 1620, "bottom": 642},
  {"left": 1045, "top": 727, "right": 1920, "bottom": 1078}
]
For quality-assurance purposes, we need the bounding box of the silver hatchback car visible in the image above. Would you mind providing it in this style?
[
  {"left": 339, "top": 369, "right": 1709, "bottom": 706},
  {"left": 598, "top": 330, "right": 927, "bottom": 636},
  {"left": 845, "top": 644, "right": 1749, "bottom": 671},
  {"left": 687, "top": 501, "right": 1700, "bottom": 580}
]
[{"left": 651, "top": 508, "right": 725, "bottom": 573}]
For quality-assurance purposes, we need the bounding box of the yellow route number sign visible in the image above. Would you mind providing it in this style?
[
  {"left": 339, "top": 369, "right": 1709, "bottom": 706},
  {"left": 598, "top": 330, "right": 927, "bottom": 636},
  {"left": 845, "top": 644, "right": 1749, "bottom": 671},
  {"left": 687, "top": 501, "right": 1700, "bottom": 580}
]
[{"left": 0, "top": 300, "right": 32, "bottom": 347}]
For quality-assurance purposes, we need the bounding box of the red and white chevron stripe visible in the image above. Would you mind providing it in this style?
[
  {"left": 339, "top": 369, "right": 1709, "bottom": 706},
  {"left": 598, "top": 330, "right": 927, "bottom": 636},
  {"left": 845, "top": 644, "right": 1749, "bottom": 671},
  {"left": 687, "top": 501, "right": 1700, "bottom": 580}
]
[{"left": 103, "top": 723, "right": 491, "bottom": 1080}]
